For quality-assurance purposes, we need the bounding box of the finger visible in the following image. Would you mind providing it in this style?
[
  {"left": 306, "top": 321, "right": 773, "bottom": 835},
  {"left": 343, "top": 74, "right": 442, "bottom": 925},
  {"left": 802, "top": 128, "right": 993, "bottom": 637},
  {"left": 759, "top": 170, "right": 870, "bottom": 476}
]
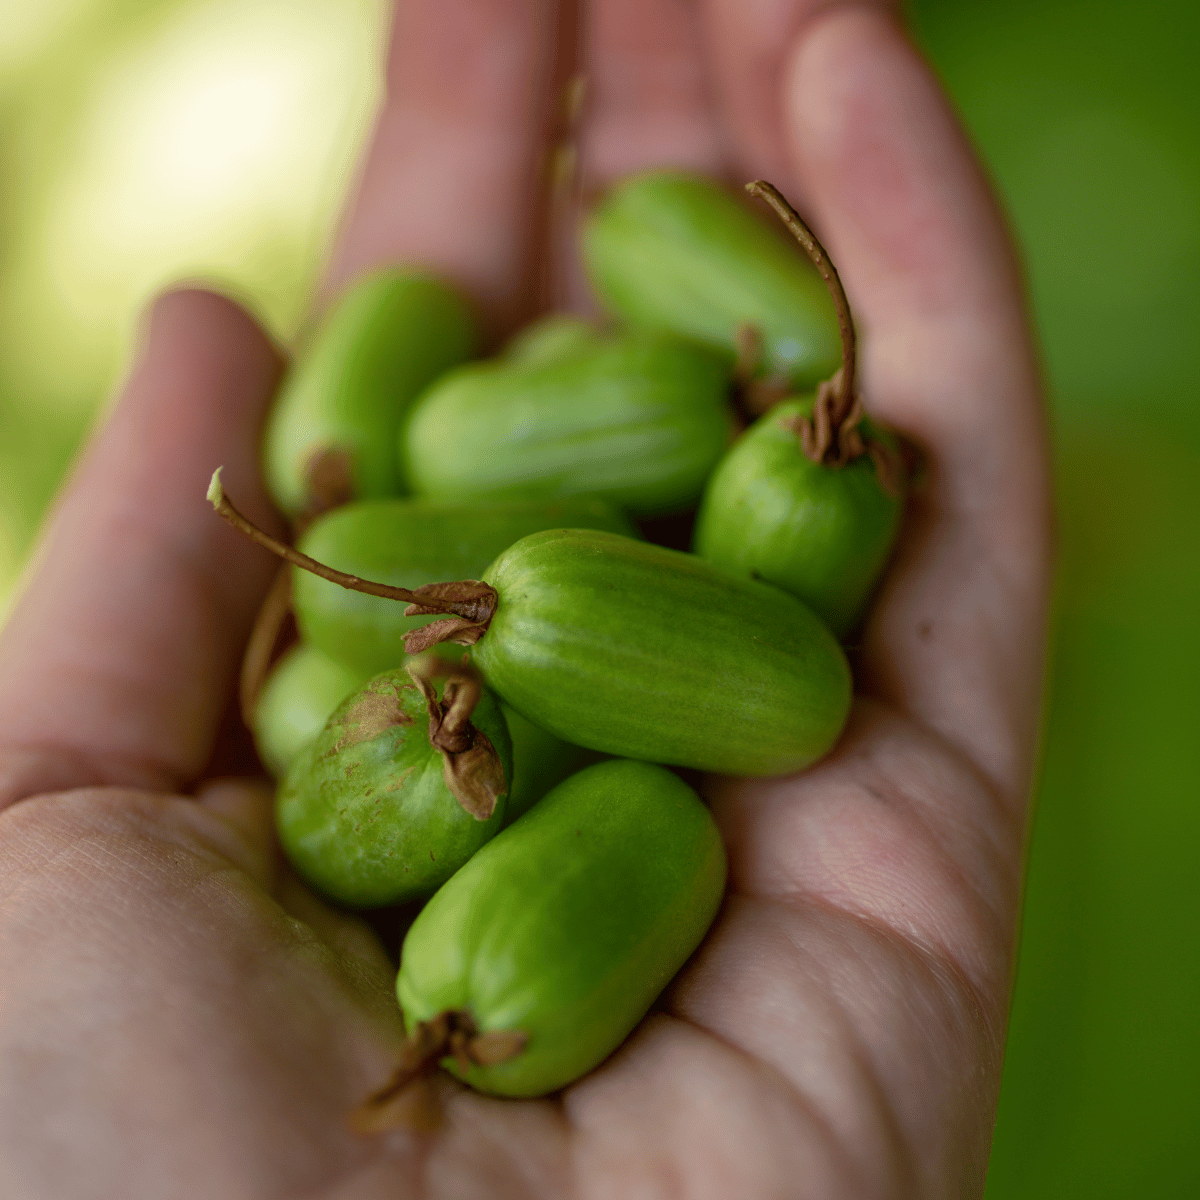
[
  {"left": 0, "top": 290, "right": 285, "bottom": 811},
  {"left": 781, "top": 10, "right": 1051, "bottom": 804},
  {"left": 565, "top": 0, "right": 725, "bottom": 310},
  {"left": 579, "top": 0, "right": 723, "bottom": 188},
  {"left": 322, "top": 0, "right": 562, "bottom": 337},
  {"left": 196, "top": 778, "right": 399, "bottom": 983},
  {"left": 700, "top": 0, "right": 896, "bottom": 201}
]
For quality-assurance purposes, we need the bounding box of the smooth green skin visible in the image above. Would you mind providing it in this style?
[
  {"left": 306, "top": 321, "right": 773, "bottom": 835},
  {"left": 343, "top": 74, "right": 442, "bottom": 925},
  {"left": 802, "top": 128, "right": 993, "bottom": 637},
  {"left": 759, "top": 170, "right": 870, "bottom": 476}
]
[
  {"left": 253, "top": 643, "right": 371, "bottom": 779},
  {"left": 400, "top": 332, "right": 736, "bottom": 516},
  {"left": 501, "top": 705, "right": 599, "bottom": 825},
  {"left": 293, "top": 495, "right": 638, "bottom": 676},
  {"left": 397, "top": 759, "right": 727, "bottom": 1097},
  {"left": 276, "top": 670, "right": 512, "bottom": 908},
  {"left": 694, "top": 396, "right": 905, "bottom": 639},
  {"left": 263, "top": 270, "right": 477, "bottom": 515},
  {"left": 583, "top": 171, "right": 841, "bottom": 389},
  {"left": 503, "top": 313, "right": 601, "bottom": 366},
  {"left": 473, "top": 529, "right": 852, "bottom": 776}
]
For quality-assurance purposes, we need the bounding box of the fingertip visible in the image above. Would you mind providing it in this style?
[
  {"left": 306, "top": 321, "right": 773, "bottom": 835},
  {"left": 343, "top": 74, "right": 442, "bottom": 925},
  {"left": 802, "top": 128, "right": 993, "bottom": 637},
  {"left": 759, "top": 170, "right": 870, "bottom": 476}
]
[
  {"left": 119, "top": 285, "right": 287, "bottom": 534},
  {"left": 784, "top": 6, "right": 1019, "bottom": 323},
  {"left": 138, "top": 285, "right": 287, "bottom": 407}
]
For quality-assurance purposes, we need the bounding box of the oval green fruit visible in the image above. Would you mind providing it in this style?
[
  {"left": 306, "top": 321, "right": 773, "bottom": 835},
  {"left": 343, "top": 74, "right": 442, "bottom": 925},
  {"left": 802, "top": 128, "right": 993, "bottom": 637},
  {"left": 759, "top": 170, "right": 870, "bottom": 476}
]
[
  {"left": 397, "top": 758, "right": 726, "bottom": 1097},
  {"left": 472, "top": 528, "right": 851, "bottom": 776},
  {"left": 583, "top": 171, "right": 840, "bottom": 388},
  {"left": 276, "top": 667, "right": 511, "bottom": 907},
  {"left": 694, "top": 396, "right": 904, "bottom": 638},
  {"left": 263, "top": 270, "right": 476, "bottom": 516},
  {"left": 400, "top": 332, "right": 734, "bottom": 516},
  {"left": 253, "top": 643, "right": 371, "bottom": 779},
  {"left": 293, "top": 495, "right": 638, "bottom": 676}
]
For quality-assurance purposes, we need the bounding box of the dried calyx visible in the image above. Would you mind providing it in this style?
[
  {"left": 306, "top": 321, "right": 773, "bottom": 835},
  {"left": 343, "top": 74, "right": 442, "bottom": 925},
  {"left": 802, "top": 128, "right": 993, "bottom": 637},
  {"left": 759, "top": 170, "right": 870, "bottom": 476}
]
[
  {"left": 405, "top": 655, "right": 507, "bottom": 820},
  {"left": 303, "top": 446, "right": 356, "bottom": 518},
  {"left": 744, "top": 180, "right": 902, "bottom": 498},
  {"left": 207, "top": 470, "right": 498, "bottom": 651},
  {"left": 349, "top": 1009, "right": 527, "bottom": 1135}
]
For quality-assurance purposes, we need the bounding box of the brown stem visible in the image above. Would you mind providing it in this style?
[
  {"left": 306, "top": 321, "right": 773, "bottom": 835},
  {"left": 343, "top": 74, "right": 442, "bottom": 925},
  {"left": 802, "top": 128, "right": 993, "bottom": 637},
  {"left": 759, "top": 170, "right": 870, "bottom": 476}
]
[
  {"left": 238, "top": 564, "right": 293, "bottom": 724},
  {"left": 530, "top": 0, "right": 585, "bottom": 316},
  {"left": 746, "top": 181, "right": 903, "bottom": 495},
  {"left": 207, "top": 469, "right": 498, "bottom": 623},
  {"left": 745, "top": 180, "right": 856, "bottom": 411},
  {"left": 349, "top": 1010, "right": 527, "bottom": 1135}
]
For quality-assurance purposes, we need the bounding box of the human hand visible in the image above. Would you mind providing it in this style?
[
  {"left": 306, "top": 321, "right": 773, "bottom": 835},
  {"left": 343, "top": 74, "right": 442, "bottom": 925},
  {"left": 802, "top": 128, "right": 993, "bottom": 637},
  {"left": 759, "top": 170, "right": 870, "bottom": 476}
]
[{"left": 0, "top": 2, "right": 1050, "bottom": 1196}]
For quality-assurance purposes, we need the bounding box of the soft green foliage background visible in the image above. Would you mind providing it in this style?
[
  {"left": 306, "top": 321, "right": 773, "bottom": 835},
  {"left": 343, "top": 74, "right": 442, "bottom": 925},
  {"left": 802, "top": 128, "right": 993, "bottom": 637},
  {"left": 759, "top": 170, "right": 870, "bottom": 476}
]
[{"left": 1, "top": 1, "right": 1196, "bottom": 1191}]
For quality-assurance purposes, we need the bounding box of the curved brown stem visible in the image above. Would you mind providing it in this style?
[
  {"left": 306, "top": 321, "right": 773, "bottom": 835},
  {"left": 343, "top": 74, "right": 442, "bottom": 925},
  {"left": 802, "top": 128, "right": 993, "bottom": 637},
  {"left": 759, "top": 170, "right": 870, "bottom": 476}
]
[
  {"left": 747, "top": 181, "right": 903, "bottom": 495},
  {"left": 207, "top": 470, "right": 498, "bottom": 625},
  {"left": 349, "top": 1010, "right": 527, "bottom": 1135},
  {"left": 238, "top": 564, "right": 293, "bottom": 725},
  {"left": 745, "top": 180, "right": 856, "bottom": 413}
]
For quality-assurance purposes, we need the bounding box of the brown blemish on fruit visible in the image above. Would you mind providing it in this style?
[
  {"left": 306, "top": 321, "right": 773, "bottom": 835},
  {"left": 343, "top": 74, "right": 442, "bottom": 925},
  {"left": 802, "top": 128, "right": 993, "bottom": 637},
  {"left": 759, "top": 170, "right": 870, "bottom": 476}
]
[{"left": 328, "top": 680, "right": 413, "bottom": 755}]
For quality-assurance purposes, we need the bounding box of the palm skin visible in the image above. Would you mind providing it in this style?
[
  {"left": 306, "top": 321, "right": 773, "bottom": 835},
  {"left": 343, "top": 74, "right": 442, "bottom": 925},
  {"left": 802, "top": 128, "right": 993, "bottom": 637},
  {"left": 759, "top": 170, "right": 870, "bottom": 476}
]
[{"left": 0, "top": 2, "right": 1050, "bottom": 1197}]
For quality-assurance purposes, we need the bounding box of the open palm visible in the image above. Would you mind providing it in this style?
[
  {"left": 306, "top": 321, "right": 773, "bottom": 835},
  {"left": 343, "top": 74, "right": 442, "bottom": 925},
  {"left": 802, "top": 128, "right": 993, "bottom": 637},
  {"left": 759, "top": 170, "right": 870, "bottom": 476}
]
[{"left": 0, "top": 2, "right": 1050, "bottom": 1196}]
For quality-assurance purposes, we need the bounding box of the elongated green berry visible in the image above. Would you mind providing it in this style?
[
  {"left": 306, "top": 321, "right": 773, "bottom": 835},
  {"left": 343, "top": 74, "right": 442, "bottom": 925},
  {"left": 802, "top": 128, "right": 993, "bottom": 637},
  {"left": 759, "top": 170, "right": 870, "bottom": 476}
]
[
  {"left": 400, "top": 331, "right": 734, "bottom": 516},
  {"left": 395, "top": 759, "right": 726, "bottom": 1097},
  {"left": 583, "top": 171, "right": 840, "bottom": 388},
  {"left": 263, "top": 270, "right": 476, "bottom": 516},
  {"left": 470, "top": 529, "right": 851, "bottom": 777}
]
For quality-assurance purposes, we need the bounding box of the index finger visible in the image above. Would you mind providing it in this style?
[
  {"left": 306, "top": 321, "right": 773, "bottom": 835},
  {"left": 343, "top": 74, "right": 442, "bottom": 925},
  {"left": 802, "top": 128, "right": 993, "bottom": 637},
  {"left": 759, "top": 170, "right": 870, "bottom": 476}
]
[{"left": 321, "top": 0, "right": 564, "bottom": 336}]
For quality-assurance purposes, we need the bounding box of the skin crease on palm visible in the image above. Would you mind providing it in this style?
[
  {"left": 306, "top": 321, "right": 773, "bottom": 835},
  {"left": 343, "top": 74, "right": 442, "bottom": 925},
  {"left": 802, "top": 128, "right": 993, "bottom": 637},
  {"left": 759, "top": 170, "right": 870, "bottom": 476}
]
[{"left": 0, "top": 0, "right": 1050, "bottom": 1196}]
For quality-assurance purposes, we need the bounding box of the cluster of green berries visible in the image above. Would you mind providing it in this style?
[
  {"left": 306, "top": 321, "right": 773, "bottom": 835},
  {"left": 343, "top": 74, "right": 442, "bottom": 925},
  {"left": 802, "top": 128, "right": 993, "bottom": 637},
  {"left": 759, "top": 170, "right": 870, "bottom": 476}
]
[{"left": 220, "top": 170, "right": 905, "bottom": 1111}]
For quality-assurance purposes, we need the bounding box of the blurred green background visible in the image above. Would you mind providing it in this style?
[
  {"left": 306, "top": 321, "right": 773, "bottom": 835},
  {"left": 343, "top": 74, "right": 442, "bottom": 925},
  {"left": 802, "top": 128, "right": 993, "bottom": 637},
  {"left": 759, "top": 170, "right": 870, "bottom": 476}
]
[{"left": 1, "top": 0, "right": 1196, "bottom": 1192}]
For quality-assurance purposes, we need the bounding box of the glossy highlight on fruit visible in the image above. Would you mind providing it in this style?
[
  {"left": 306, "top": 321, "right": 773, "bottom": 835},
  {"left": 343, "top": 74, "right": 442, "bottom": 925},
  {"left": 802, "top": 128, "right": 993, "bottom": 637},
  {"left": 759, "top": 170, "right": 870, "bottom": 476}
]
[
  {"left": 583, "top": 171, "right": 840, "bottom": 388},
  {"left": 472, "top": 528, "right": 852, "bottom": 776},
  {"left": 400, "top": 331, "right": 735, "bottom": 516},
  {"left": 396, "top": 759, "right": 726, "bottom": 1097},
  {"left": 263, "top": 270, "right": 476, "bottom": 516},
  {"left": 276, "top": 667, "right": 511, "bottom": 908}
]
